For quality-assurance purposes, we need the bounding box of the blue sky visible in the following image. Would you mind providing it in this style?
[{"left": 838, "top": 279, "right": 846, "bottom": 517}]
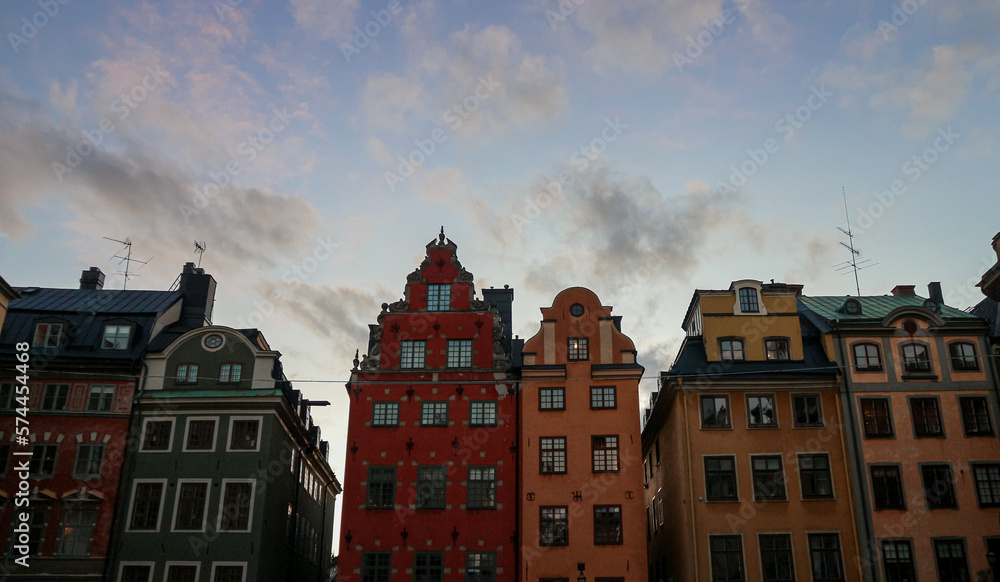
[{"left": 2, "top": 0, "right": 999, "bottom": 551}]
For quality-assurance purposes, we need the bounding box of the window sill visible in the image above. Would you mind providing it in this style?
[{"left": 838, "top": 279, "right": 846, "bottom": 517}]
[
  {"left": 748, "top": 425, "right": 780, "bottom": 429},
  {"left": 901, "top": 373, "right": 937, "bottom": 381}
]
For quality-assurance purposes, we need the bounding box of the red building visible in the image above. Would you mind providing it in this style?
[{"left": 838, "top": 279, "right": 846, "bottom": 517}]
[{"left": 340, "top": 230, "right": 517, "bottom": 582}]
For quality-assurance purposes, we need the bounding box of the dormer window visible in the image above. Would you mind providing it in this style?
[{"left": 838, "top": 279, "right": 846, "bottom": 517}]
[
  {"left": 33, "top": 323, "right": 64, "bottom": 348},
  {"left": 427, "top": 284, "right": 451, "bottom": 311},
  {"left": 840, "top": 298, "right": 862, "bottom": 315},
  {"left": 765, "top": 338, "right": 790, "bottom": 360},
  {"left": 738, "top": 288, "right": 759, "bottom": 313},
  {"left": 102, "top": 324, "right": 131, "bottom": 349},
  {"left": 719, "top": 338, "right": 745, "bottom": 361}
]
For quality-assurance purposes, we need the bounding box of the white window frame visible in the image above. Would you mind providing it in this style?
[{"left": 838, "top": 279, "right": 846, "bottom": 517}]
[
  {"left": 72, "top": 443, "right": 106, "bottom": 478},
  {"left": 216, "top": 479, "right": 256, "bottom": 533},
  {"left": 226, "top": 416, "right": 263, "bottom": 452},
  {"left": 209, "top": 562, "right": 248, "bottom": 582},
  {"left": 171, "top": 478, "right": 212, "bottom": 533},
  {"left": 34, "top": 322, "right": 65, "bottom": 348},
  {"left": 102, "top": 323, "right": 132, "bottom": 349},
  {"left": 182, "top": 416, "right": 219, "bottom": 453},
  {"left": 125, "top": 479, "right": 168, "bottom": 533},
  {"left": 87, "top": 383, "right": 117, "bottom": 412},
  {"left": 163, "top": 562, "right": 201, "bottom": 582},
  {"left": 756, "top": 531, "right": 798, "bottom": 582},
  {"left": 140, "top": 418, "right": 175, "bottom": 453},
  {"left": 118, "top": 561, "right": 155, "bottom": 582}
]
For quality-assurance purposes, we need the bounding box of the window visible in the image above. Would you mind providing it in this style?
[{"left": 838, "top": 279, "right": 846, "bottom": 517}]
[
  {"left": 540, "top": 437, "right": 567, "bottom": 474},
  {"left": 466, "top": 552, "right": 496, "bottom": 582},
  {"left": 657, "top": 489, "right": 664, "bottom": 525},
  {"left": 949, "top": 342, "right": 979, "bottom": 371},
  {"left": 427, "top": 284, "right": 451, "bottom": 311},
  {"left": 705, "top": 456, "right": 738, "bottom": 501},
  {"left": 467, "top": 466, "right": 496, "bottom": 508},
  {"left": 760, "top": 534, "right": 794, "bottom": 582},
  {"left": 361, "top": 552, "right": 392, "bottom": 582},
  {"left": 73, "top": 444, "right": 105, "bottom": 478},
  {"left": 470, "top": 401, "right": 497, "bottom": 426},
  {"left": 372, "top": 402, "right": 400, "bottom": 427},
  {"left": 184, "top": 418, "right": 217, "bottom": 451},
  {"left": 228, "top": 418, "right": 260, "bottom": 451},
  {"left": 808, "top": 533, "right": 844, "bottom": 582},
  {"left": 799, "top": 454, "right": 833, "bottom": 499},
  {"left": 655, "top": 439, "right": 661, "bottom": 465},
  {"left": 568, "top": 337, "right": 589, "bottom": 361},
  {"left": 41, "top": 383, "right": 70, "bottom": 410},
  {"left": 34, "top": 322, "right": 64, "bottom": 347},
  {"left": 959, "top": 397, "right": 993, "bottom": 436},
  {"left": 921, "top": 464, "right": 957, "bottom": 509},
  {"left": 972, "top": 463, "right": 1000, "bottom": 507},
  {"left": 416, "top": 466, "right": 446, "bottom": 509},
  {"left": 119, "top": 564, "right": 153, "bottom": 582},
  {"left": 211, "top": 564, "right": 246, "bottom": 582},
  {"left": 860, "top": 398, "right": 893, "bottom": 438},
  {"left": 29, "top": 444, "right": 58, "bottom": 475},
  {"left": 165, "top": 564, "right": 199, "bottom": 582},
  {"left": 176, "top": 364, "right": 198, "bottom": 383},
  {"left": 592, "top": 435, "right": 620, "bottom": 473},
  {"left": 102, "top": 324, "right": 131, "bottom": 349},
  {"left": 415, "top": 552, "right": 444, "bottom": 582},
  {"left": 593, "top": 505, "right": 623, "bottom": 545},
  {"left": 85, "top": 384, "right": 116, "bottom": 412},
  {"left": 752, "top": 456, "right": 786, "bottom": 501},
  {"left": 219, "top": 481, "right": 254, "bottom": 531},
  {"left": 765, "top": 338, "right": 789, "bottom": 360},
  {"left": 400, "top": 340, "right": 426, "bottom": 368},
  {"left": 793, "top": 394, "right": 824, "bottom": 427},
  {"left": 870, "top": 465, "right": 906, "bottom": 510},
  {"left": 719, "top": 338, "right": 745, "bottom": 361},
  {"left": 747, "top": 394, "right": 776, "bottom": 427},
  {"left": 739, "top": 287, "right": 759, "bottom": 312},
  {"left": 421, "top": 401, "right": 449, "bottom": 426},
  {"left": 141, "top": 420, "right": 173, "bottom": 451},
  {"left": 0, "top": 443, "right": 10, "bottom": 475},
  {"left": 910, "top": 397, "right": 943, "bottom": 437},
  {"left": 218, "top": 363, "right": 242, "bottom": 383},
  {"left": 710, "top": 535, "right": 745, "bottom": 582},
  {"left": 128, "top": 481, "right": 165, "bottom": 531},
  {"left": 539, "top": 387, "right": 565, "bottom": 410},
  {"left": 173, "top": 481, "right": 209, "bottom": 531},
  {"left": 881, "top": 540, "right": 915, "bottom": 582},
  {"left": 447, "top": 339, "right": 473, "bottom": 368},
  {"left": 56, "top": 504, "right": 97, "bottom": 556},
  {"left": 852, "top": 342, "right": 883, "bottom": 372},
  {"left": 540, "top": 506, "right": 568, "bottom": 546},
  {"left": 932, "top": 540, "right": 969, "bottom": 582},
  {"left": 900, "top": 342, "right": 932, "bottom": 373},
  {"left": 701, "top": 395, "right": 731, "bottom": 428},
  {"left": 590, "top": 386, "right": 617, "bottom": 409},
  {"left": 18, "top": 506, "right": 49, "bottom": 556},
  {"left": 366, "top": 466, "right": 396, "bottom": 509}
]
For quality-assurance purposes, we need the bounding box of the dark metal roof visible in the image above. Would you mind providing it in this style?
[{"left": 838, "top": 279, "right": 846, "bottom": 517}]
[
  {"left": 971, "top": 298, "right": 1000, "bottom": 338},
  {"left": 663, "top": 335, "right": 839, "bottom": 382},
  {"left": 10, "top": 287, "right": 181, "bottom": 314},
  {"left": 799, "top": 294, "right": 976, "bottom": 323}
]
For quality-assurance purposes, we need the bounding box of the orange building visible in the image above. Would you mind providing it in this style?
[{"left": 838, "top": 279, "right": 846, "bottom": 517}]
[
  {"left": 520, "top": 288, "right": 647, "bottom": 582},
  {"left": 646, "top": 280, "right": 863, "bottom": 582}
]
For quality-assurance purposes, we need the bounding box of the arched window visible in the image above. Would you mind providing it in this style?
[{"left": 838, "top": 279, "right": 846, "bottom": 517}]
[
  {"left": 900, "top": 342, "right": 932, "bottom": 373},
  {"left": 949, "top": 341, "right": 979, "bottom": 371},
  {"left": 852, "top": 342, "right": 882, "bottom": 372}
]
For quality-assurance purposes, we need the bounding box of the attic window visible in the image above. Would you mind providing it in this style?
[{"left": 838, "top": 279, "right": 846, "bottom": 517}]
[
  {"left": 738, "top": 288, "right": 759, "bottom": 313},
  {"left": 102, "top": 324, "right": 131, "bottom": 349},
  {"left": 841, "top": 299, "right": 862, "bottom": 315},
  {"left": 33, "top": 323, "right": 65, "bottom": 348}
]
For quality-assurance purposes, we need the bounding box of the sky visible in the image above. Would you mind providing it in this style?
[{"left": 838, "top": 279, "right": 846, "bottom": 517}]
[{"left": 1, "top": 0, "right": 999, "bottom": 554}]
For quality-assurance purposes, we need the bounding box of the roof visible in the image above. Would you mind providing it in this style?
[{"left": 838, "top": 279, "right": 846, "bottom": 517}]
[
  {"left": 663, "top": 334, "right": 839, "bottom": 382},
  {"left": 971, "top": 298, "right": 1000, "bottom": 338},
  {"left": 798, "top": 294, "right": 978, "bottom": 323},
  {"left": 0, "top": 276, "right": 18, "bottom": 302},
  {"left": 10, "top": 287, "right": 181, "bottom": 313}
]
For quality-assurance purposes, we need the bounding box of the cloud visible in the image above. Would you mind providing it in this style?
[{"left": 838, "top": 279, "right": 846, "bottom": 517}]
[
  {"left": 258, "top": 280, "right": 384, "bottom": 351},
  {"left": 361, "top": 73, "right": 426, "bottom": 131},
  {"left": 898, "top": 45, "right": 980, "bottom": 138},
  {"left": 289, "top": 0, "right": 360, "bottom": 43}
]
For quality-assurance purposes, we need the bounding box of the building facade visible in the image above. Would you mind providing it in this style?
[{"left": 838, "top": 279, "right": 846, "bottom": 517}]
[
  {"left": 519, "top": 287, "right": 646, "bottom": 582},
  {"left": 339, "top": 230, "right": 517, "bottom": 582},
  {"left": 646, "top": 280, "right": 863, "bottom": 582}
]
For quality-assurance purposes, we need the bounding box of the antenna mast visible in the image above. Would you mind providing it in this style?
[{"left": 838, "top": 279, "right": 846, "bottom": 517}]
[
  {"left": 103, "top": 236, "right": 153, "bottom": 290},
  {"left": 193, "top": 241, "right": 207, "bottom": 268},
  {"left": 833, "top": 188, "right": 877, "bottom": 296}
]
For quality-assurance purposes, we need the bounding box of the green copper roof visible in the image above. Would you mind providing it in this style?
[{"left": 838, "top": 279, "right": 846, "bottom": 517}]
[
  {"left": 799, "top": 294, "right": 977, "bottom": 322},
  {"left": 141, "top": 388, "right": 283, "bottom": 399}
]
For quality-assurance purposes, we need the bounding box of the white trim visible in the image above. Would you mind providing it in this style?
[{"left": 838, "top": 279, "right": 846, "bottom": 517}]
[
  {"left": 755, "top": 531, "right": 797, "bottom": 582},
  {"left": 170, "top": 478, "right": 212, "bottom": 533},
  {"left": 225, "top": 416, "right": 263, "bottom": 452},
  {"left": 804, "top": 530, "right": 846, "bottom": 580},
  {"left": 118, "top": 561, "right": 155, "bottom": 582},
  {"left": 701, "top": 453, "right": 740, "bottom": 503},
  {"left": 795, "top": 451, "right": 836, "bottom": 501},
  {"left": 201, "top": 332, "right": 227, "bottom": 352},
  {"left": 209, "top": 562, "right": 248, "bottom": 582},
  {"left": 707, "top": 532, "right": 748, "bottom": 581},
  {"left": 163, "top": 562, "right": 201, "bottom": 582},
  {"left": 139, "top": 417, "right": 175, "bottom": 453},
  {"left": 125, "top": 479, "right": 168, "bottom": 533},
  {"left": 181, "top": 416, "right": 219, "bottom": 453},
  {"left": 748, "top": 453, "right": 788, "bottom": 501},
  {"left": 216, "top": 479, "right": 257, "bottom": 533}
]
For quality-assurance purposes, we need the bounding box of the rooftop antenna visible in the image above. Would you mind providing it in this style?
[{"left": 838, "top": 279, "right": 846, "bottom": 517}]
[
  {"left": 833, "top": 188, "right": 877, "bottom": 296},
  {"left": 103, "top": 236, "right": 153, "bottom": 290},
  {"left": 193, "top": 241, "right": 207, "bottom": 268}
]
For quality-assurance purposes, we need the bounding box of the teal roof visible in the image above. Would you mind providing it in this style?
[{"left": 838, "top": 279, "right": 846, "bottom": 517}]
[
  {"left": 799, "top": 294, "right": 978, "bottom": 323},
  {"left": 142, "top": 388, "right": 283, "bottom": 399}
]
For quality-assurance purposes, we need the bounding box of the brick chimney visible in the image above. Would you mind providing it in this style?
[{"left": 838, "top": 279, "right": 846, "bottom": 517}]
[
  {"left": 483, "top": 285, "right": 514, "bottom": 357},
  {"left": 890, "top": 285, "right": 916, "bottom": 296},
  {"left": 79, "top": 267, "right": 105, "bottom": 290},
  {"left": 178, "top": 263, "right": 216, "bottom": 327}
]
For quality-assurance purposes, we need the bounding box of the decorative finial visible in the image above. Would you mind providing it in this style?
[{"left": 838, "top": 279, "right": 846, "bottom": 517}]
[
  {"left": 439, "top": 226, "right": 445, "bottom": 244},
  {"left": 352, "top": 349, "right": 360, "bottom": 369}
]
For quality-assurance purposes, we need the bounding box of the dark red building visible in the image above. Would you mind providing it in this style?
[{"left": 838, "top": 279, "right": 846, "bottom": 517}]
[{"left": 340, "top": 230, "right": 518, "bottom": 582}]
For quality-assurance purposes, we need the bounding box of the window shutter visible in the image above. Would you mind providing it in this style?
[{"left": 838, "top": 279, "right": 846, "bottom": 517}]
[
  {"left": 27, "top": 381, "right": 44, "bottom": 409},
  {"left": 67, "top": 383, "right": 89, "bottom": 411},
  {"left": 113, "top": 382, "right": 134, "bottom": 413}
]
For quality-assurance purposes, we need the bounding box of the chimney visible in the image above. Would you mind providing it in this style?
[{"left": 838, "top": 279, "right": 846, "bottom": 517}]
[
  {"left": 993, "top": 232, "right": 1000, "bottom": 261},
  {"left": 483, "top": 285, "right": 515, "bottom": 357},
  {"left": 928, "top": 282, "right": 945, "bottom": 306},
  {"left": 79, "top": 267, "right": 105, "bottom": 290},
  {"left": 890, "top": 285, "right": 916, "bottom": 296},
  {"left": 178, "top": 262, "right": 216, "bottom": 327},
  {"left": 612, "top": 315, "right": 623, "bottom": 332}
]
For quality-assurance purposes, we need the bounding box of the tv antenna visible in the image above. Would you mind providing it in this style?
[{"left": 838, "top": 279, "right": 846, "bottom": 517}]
[
  {"left": 193, "top": 241, "right": 207, "bottom": 268},
  {"left": 103, "top": 236, "right": 153, "bottom": 290},
  {"left": 833, "top": 188, "right": 877, "bottom": 296}
]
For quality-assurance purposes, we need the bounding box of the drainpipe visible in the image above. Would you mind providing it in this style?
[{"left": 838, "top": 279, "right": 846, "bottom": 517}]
[{"left": 514, "top": 378, "right": 521, "bottom": 582}]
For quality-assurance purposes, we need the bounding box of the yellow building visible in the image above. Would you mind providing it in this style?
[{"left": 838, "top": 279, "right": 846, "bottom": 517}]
[{"left": 0, "top": 275, "right": 19, "bottom": 332}]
